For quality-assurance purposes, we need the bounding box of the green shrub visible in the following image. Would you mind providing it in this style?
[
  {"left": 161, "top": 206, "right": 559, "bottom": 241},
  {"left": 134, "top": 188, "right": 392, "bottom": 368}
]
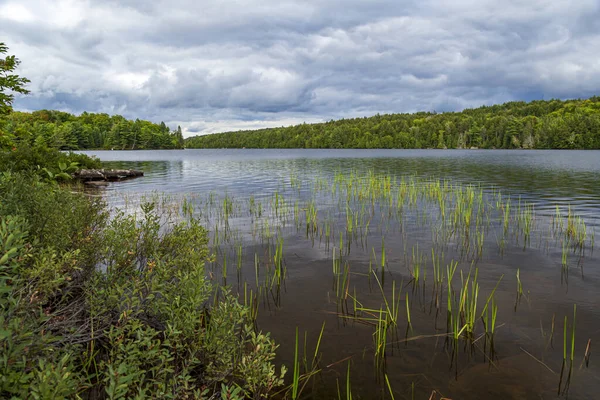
[
  {"left": 0, "top": 142, "right": 101, "bottom": 180},
  {"left": 0, "top": 180, "right": 286, "bottom": 398},
  {"left": 0, "top": 172, "right": 106, "bottom": 254},
  {"left": 87, "top": 202, "right": 284, "bottom": 398}
]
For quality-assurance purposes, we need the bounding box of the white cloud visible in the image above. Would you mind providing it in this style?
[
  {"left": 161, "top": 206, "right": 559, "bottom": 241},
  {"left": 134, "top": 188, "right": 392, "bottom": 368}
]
[{"left": 0, "top": 2, "right": 36, "bottom": 23}]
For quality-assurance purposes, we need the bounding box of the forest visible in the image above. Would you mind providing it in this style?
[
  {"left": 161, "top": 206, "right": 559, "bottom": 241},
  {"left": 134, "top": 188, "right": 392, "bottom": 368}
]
[
  {"left": 186, "top": 97, "right": 600, "bottom": 149},
  {"left": 0, "top": 110, "right": 184, "bottom": 150}
]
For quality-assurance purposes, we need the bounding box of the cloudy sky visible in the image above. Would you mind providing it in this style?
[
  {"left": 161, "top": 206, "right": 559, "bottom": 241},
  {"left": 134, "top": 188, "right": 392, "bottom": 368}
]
[{"left": 2, "top": 0, "right": 599, "bottom": 136}]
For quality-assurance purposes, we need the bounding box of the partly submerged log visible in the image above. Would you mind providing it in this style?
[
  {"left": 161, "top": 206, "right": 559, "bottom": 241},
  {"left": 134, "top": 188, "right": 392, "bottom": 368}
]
[{"left": 73, "top": 169, "right": 144, "bottom": 182}]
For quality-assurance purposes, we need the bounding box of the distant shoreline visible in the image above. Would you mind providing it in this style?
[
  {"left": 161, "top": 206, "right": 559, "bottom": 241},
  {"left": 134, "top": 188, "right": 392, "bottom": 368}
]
[
  {"left": 75, "top": 147, "right": 600, "bottom": 151},
  {"left": 185, "top": 97, "right": 600, "bottom": 151}
]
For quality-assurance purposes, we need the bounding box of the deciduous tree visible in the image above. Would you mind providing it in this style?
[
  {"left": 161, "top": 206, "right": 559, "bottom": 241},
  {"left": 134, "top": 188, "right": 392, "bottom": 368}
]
[{"left": 0, "top": 42, "right": 30, "bottom": 115}]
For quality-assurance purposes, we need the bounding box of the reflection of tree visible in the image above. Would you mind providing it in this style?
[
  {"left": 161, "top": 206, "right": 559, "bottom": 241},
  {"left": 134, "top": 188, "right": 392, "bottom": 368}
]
[{"left": 98, "top": 150, "right": 600, "bottom": 223}]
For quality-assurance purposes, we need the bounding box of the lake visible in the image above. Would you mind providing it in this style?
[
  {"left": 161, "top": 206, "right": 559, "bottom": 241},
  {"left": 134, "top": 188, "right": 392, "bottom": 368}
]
[{"left": 81, "top": 149, "right": 600, "bottom": 399}]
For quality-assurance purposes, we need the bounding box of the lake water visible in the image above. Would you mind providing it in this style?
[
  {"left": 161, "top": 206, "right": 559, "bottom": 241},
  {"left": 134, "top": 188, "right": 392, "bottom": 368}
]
[{"left": 81, "top": 149, "right": 600, "bottom": 399}]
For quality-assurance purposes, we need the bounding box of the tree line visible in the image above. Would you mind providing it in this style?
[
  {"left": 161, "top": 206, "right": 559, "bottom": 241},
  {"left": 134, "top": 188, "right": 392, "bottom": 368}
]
[
  {"left": 0, "top": 110, "right": 185, "bottom": 150},
  {"left": 185, "top": 97, "right": 600, "bottom": 149}
]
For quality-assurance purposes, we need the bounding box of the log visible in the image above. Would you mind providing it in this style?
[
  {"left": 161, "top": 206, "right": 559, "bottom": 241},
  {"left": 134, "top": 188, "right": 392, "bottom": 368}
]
[{"left": 73, "top": 169, "right": 144, "bottom": 181}]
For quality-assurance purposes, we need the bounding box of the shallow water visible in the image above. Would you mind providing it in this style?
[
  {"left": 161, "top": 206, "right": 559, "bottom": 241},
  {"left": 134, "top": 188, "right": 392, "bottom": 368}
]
[{"left": 81, "top": 149, "right": 600, "bottom": 399}]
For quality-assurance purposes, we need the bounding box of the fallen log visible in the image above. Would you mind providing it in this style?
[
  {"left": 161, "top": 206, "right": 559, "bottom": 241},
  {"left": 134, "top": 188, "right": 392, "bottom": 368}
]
[{"left": 73, "top": 169, "right": 144, "bottom": 182}]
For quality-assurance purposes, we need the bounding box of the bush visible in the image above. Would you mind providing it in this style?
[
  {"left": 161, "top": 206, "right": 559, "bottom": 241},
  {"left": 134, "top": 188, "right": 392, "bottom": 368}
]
[
  {"left": 0, "top": 171, "right": 106, "bottom": 257},
  {"left": 0, "top": 142, "right": 101, "bottom": 180},
  {"left": 0, "top": 175, "right": 285, "bottom": 399}
]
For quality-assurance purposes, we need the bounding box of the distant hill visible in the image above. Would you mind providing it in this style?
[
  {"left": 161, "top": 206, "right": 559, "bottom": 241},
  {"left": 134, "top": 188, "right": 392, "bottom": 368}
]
[{"left": 186, "top": 97, "right": 600, "bottom": 149}]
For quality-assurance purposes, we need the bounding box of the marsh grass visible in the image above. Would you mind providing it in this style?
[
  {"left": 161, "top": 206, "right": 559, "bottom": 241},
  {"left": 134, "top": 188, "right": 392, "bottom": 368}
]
[{"left": 106, "top": 169, "right": 596, "bottom": 398}]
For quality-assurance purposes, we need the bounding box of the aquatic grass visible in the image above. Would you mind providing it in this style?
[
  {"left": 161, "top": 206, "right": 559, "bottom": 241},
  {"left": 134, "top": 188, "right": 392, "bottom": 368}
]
[
  {"left": 346, "top": 361, "right": 353, "bottom": 400},
  {"left": 558, "top": 304, "right": 577, "bottom": 395},
  {"left": 431, "top": 248, "right": 443, "bottom": 286},
  {"left": 410, "top": 244, "right": 424, "bottom": 286},
  {"left": 481, "top": 296, "right": 498, "bottom": 363},
  {"left": 381, "top": 237, "right": 386, "bottom": 271},
  {"left": 503, "top": 198, "right": 511, "bottom": 233},
  {"left": 292, "top": 327, "right": 300, "bottom": 400},
  {"left": 476, "top": 228, "right": 485, "bottom": 256},
  {"left": 272, "top": 236, "right": 285, "bottom": 288},
  {"left": 405, "top": 293, "right": 412, "bottom": 331},
  {"left": 458, "top": 267, "right": 479, "bottom": 340},
  {"left": 491, "top": 297, "right": 498, "bottom": 336},
  {"left": 276, "top": 322, "right": 327, "bottom": 400},
  {"left": 374, "top": 306, "right": 388, "bottom": 372},
  {"left": 221, "top": 252, "right": 227, "bottom": 284},
  {"left": 311, "top": 322, "right": 326, "bottom": 371},
  {"left": 515, "top": 268, "right": 523, "bottom": 310},
  {"left": 236, "top": 243, "right": 242, "bottom": 271},
  {"left": 583, "top": 338, "right": 591, "bottom": 368},
  {"left": 571, "top": 305, "right": 576, "bottom": 363},
  {"left": 370, "top": 272, "right": 402, "bottom": 329},
  {"left": 142, "top": 169, "right": 597, "bottom": 397},
  {"left": 548, "top": 313, "right": 556, "bottom": 350},
  {"left": 255, "top": 252, "right": 260, "bottom": 286},
  {"left": 445, "top": 260, "right": 458, "bottom": 343},
  {"left": 384, "top": 374, "right": 395, "bottom": 400}
]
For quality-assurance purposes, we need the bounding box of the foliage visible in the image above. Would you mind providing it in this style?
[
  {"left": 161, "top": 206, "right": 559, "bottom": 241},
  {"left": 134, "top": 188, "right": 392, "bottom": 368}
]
[
  {"left": 0, "top": 142, "right": 102, "bottom": 181},
  {"left": 0, "top": 171, "right": 286, "bottom": 399},
  {"left": 0, "top": 171, "right": 105, "bottom": 252},
  {"left": 0, "top": 109, "right": 185, "bottom": 150},
  {"left": 186, "top": 97, "right": 600, "bottom": 150},
  {"left": 0, "top": 42, "right": 30, "bottom": 115}
]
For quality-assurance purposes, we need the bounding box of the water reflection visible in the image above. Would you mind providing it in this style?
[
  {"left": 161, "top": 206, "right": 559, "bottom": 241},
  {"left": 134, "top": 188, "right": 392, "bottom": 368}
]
[
  {"left": 81, "top": 149, "right": 600, "bottom": 225},
  {"left": 77, "top": 149, "right": 600, "bottom": 399}
]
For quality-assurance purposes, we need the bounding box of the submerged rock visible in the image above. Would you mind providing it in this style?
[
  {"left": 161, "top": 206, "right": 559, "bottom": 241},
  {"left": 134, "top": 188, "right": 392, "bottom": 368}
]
[
  {"left": 74, "top": 169, "right": 144, "bottom": 182},
  {"left": 84, "top": 180, "right": 110, "bottom": 187}
]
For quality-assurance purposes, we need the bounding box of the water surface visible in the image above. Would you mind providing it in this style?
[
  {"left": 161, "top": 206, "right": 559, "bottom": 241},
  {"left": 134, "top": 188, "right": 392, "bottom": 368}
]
[{"left": 81, "top": 149, "right": 600, "bottom": 399}]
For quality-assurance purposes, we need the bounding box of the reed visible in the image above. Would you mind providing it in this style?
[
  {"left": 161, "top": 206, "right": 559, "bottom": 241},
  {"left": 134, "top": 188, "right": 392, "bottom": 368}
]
[
  {"left": 406, "top": 293, "right": 412, "bottom": 330},
  {"left": 515, "top": 268, "right": 523, "bottom": 309},
  {"left": 583, "top": 338, "right": 591, "bottom": 368},
  {"left": 571, "top": 304, "right": 576, "bottom": 363},
  {"left": 157, "top": 169, "right": 595, "bottom": 397},
  {"left": 346, "top": 361, "right": 353, "bottom": 400},
  {"left": 384, "top": 374, "right": 395, "bottom": 400},
  {"left": 558, "top": 315, "right": 567, "bottom": 395},
  {"left": 292, "top": 327, "right": 300, "bottom": 400}
]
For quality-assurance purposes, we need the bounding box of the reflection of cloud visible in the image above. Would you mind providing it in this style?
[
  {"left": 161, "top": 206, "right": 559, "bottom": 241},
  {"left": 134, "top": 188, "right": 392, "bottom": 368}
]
[{"left": 2, "top": 0, "right": 599, "bottom": 136}]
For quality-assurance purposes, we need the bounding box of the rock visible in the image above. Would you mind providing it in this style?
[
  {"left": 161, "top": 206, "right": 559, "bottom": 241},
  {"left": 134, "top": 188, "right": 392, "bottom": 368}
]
[
  {"left": 73, "top": 169, "right": 144, "bottom": 182},
  {"left": 74, "top": 169, "right": 105, "bottom": 180}
]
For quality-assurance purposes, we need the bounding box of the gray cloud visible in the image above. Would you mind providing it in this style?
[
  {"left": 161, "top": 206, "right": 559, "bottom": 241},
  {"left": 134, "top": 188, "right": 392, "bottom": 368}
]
[{"left": 1, "top": 0, "right": 599, "bottom": 136}]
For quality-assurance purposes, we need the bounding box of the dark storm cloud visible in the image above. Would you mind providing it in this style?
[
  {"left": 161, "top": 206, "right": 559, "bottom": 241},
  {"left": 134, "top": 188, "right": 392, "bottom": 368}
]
[{"left": 1, "top": 0, "right": 599, "bottom": 135}]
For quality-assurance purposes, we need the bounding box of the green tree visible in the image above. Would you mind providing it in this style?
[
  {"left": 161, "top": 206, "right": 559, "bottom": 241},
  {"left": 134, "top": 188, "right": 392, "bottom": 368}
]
[
  {"left": 174, "top": 125, "right": 184, "bottom": 148},
  {"left": 0, "top": 43, "right": 30, "bottom": 115}
]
